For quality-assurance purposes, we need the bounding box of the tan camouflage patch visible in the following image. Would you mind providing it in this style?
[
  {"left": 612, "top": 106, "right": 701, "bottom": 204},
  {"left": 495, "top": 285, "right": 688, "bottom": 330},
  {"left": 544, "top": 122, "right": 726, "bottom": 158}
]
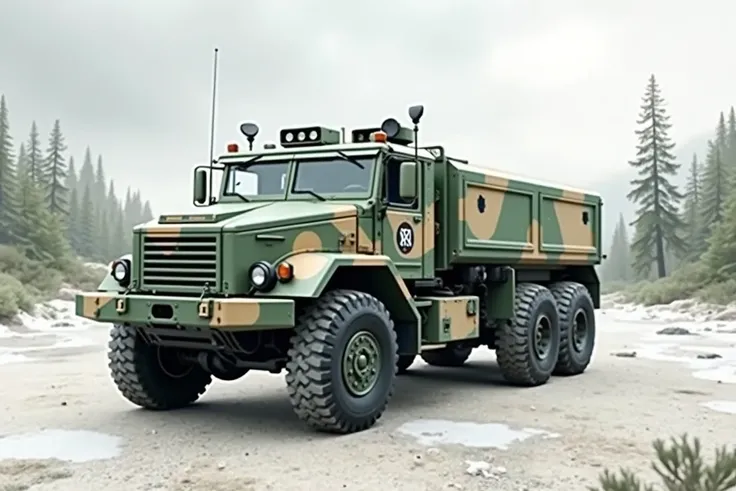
[
  {"left": 461, "top": 179, "right": 509, "bottom": 241},
  {"left": 553, "top": 196, "right": 596, "bottom": 253},
  {"left": 331, "top": 217, "right": 358, "bottom": 253},
  {"left": 330, "top": 205, "right": 358, "bottom": 219},
  {"left": 210, "top": 298, "right": 261, "bottom": 327},
  {"left": 423, "top": 200, "right": 435, "bottom": 253},
  {"left": 519, "top": 218, "right": 549, "bottom": 263},
  {"left": 289, "top": 253, "right": 330, "bottom": 280},
  {"left": 292, "top": 231, "right": 323, "bottom": 253},
  {"left": 356, "top": 225, "right": 376, "bottom": 254},
  {"left": 81, "top": 292, "right": 117, "bottom": 318},
  {"left": 441, "top": 296, "right": 479, "bottom": 340},
  {"left": 142, "top": 226, "right": 181, "bottom": 238}
]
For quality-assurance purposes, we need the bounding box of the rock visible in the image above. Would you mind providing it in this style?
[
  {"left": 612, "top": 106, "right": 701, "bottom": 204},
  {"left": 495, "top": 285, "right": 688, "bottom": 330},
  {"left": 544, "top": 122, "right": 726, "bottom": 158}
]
[
  {"left": 50, "top": 321, "right": 75, "bottom": 329},
  {"left": 657, "top": 326, "right": 694, "bottom": 336},
  {"left": 612, "top": 351, "right": 637, "bottom": 358},
  {"left": 697, "top": 353, "right": 722, "bottom": 359},
  {"left": 465, "top": 460, "right": 491, "bottom": 477}
]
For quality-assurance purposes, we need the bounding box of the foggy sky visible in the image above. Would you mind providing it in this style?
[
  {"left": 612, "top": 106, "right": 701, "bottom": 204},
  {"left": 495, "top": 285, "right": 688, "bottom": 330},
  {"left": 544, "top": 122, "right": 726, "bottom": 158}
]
[{"left": 1, "top": 0, "right": 733, "bottom": 214}]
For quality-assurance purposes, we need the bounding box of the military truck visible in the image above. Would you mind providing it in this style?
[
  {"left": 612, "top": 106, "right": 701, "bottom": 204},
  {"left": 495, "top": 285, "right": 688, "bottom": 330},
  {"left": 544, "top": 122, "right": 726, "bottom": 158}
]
[{"left": 76, "top": 105, "right": 602, "bottom": 435}]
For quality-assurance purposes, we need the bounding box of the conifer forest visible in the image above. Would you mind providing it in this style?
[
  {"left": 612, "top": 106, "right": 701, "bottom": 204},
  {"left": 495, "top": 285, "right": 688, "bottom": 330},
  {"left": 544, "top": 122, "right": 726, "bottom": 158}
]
[
  {"left": 0, "top": 94, "right": 153, "bottom": 267},
  {"left": 600, "top": 75, "right": 736, "bottom": 305}
]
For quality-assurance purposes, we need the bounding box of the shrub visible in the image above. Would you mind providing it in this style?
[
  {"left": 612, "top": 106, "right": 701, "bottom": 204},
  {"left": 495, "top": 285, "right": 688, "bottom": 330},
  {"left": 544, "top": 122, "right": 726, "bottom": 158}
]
[
  {"left": 621, "top": 262, "right": 713, "bottom": 306},
  {"left": 592, "top": 434, "right": 736, "bottom": 491},
  {"left": 0, "top": 272, "right": 34, "bottom": 319}
]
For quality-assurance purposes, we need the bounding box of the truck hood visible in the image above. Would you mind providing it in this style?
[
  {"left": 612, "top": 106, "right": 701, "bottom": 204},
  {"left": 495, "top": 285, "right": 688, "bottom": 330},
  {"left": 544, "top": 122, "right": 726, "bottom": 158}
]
[{"left": 140, "top": 201, "right": 361, "bottom": 234}]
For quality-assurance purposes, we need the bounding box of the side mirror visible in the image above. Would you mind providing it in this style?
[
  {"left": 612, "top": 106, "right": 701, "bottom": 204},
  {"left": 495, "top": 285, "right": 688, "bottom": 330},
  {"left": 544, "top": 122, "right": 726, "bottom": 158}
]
[
  {"left": 193, "top": 168, "right": 208, "bottom": 205},
  {"left": 398, "top": 161, "right": 417, "bottom": 201}
]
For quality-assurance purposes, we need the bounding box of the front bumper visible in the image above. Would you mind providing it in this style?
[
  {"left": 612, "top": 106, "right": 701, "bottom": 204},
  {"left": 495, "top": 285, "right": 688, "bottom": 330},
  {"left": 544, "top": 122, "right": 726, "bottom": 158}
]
[{"left": 74, "top": 292, "right": 295, "bottom": 330}]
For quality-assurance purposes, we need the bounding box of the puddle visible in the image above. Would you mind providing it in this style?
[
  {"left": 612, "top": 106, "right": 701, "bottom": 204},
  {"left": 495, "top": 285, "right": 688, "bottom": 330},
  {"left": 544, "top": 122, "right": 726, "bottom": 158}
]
[
  {"left": 396, "top": 419, "right": 559, "bottom": 449},
  {"left": 0, "top": 430, "right": 121, "bottom": 463},
  {"left": 701, "top": 401, "right": 736, "bottom": 415},
  {"left": 635, "top": 342, "right": 736, "bottom": 384}
]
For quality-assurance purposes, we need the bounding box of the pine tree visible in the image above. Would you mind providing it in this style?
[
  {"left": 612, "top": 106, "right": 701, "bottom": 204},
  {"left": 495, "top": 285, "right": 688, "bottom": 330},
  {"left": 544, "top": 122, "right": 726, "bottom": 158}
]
[
  {"left": 67, "top": 187, "right": 81, "bottom": 255},
  {"left": 77, "top": 147, "right": 95, "bottom": 193},
  {"left": 78, "top": 184, "right": 96, "bottom": 259},
  {"left": 26, "top": 122, "right": 44, "bottom": 185},
  {"left": 727, "top": 106, "right": 736, "bottom": 170},
  {"left": 110, "top": 207, "right": 126, "bottom": 258},
  {"left": 682, "top": 154, "right": 705, "bottom": 261},
  {"left": 44, "top": 119, "right": 68, "bottom": 215},
  {"left": 65, "top": 157, "right": 77, "bottom": 200},
  {"left": 141, "top": 200, "right": 154, "bottom": 222},
  {"left": 602, "top": 213, "right": 632, "bottom": 282},
  {"left": 701, "top": 139, "right": 727, "bottom": 232},
  {"left": 627, "top": 74, "right": 686, "bottom": 278},
  {"left": 94, "top": 155, "right": 106, "bottom": 207},
  {"left": 0, "top": 95, "right": 16, "bottom": 243}
]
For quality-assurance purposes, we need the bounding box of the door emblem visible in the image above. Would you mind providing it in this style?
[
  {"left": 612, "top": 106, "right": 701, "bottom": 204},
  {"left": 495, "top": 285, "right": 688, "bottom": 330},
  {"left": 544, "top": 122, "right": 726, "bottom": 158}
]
[{"left": 396, "top": 222, "right": 414, "bottom": 254}]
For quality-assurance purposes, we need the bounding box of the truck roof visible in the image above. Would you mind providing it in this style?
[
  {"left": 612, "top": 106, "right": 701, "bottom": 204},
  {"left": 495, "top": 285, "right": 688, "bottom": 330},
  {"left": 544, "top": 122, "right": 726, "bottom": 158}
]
[{"left": 219, "top": 142, "right": 601, "bottom": 198}]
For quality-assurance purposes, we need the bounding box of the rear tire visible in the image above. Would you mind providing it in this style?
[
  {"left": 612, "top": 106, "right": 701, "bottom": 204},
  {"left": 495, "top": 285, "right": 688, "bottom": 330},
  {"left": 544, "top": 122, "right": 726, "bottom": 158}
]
[
  {"left": 495, "top": 283, "right": 560, "bottom": 387},
  {"left": 549, "top": 281, "right": 596, "bottom": 376},
  {"left": 286, "top": 289, "right": 398, "bottom": 434},
  {"left": 420, "top": 344, "right": 473, "bottom": 367},
  {"left": 108, "top": 324, "right": 212, "bottom": 409}
]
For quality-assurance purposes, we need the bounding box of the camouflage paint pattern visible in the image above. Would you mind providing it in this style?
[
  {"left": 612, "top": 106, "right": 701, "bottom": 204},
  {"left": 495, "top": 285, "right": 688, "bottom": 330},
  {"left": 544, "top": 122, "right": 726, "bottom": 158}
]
[
  {"left": 77, "top": 140, "right": 601, "bottom": 344},
  {"left": 418, "top": 295, "right": 479, "bottom": 344},
  {"left": 75, "top": 292, "right": 295, "bottom": 330},
  {"left": 444, "top": 161, "right": 601, "bottom": 268}
]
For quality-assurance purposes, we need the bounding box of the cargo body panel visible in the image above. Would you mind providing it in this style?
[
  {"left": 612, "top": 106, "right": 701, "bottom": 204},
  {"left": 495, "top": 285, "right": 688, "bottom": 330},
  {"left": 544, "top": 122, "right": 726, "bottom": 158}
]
[{"left": 443, "top": 161, "right": 602, "bottom": 268}]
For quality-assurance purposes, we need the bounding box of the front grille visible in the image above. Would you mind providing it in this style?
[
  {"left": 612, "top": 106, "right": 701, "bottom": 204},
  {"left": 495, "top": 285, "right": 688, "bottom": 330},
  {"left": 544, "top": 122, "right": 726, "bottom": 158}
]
[{"left": 141, "top": 234, "right": 218, "bottom": 291}]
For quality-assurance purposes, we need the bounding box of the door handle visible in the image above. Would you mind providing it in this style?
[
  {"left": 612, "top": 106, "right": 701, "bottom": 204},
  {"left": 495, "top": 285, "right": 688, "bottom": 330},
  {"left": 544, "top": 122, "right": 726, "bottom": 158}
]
[{"left": 412, "top": 216, "right": 422, "bottom": 224}]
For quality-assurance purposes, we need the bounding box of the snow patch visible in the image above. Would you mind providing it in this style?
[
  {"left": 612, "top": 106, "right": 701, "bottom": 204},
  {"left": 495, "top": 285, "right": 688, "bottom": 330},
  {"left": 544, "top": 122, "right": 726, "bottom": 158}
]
[{"left": 701, "top": 401, "right": 736, "bottom": 415}]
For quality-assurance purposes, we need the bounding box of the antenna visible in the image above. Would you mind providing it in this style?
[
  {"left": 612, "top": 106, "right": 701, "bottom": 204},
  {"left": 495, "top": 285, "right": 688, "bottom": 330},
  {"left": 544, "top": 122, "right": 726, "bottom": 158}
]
[{"left": 207, "top": 48, "right": 220, "bottom": 204}]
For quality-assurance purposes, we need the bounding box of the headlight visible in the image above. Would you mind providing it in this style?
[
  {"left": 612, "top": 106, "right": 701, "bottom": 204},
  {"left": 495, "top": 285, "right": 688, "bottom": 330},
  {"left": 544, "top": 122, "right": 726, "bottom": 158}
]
[
  {"left": 248, "top": 261, "right": 277, "bottom": 291},
  {"left": 110, "top": 258, "right": 131, "bottom": 287}
]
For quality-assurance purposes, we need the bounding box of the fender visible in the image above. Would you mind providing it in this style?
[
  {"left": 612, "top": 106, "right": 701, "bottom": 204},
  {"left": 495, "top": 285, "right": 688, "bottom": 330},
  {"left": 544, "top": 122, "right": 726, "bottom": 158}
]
[{"left": 261, "top": 252, "right": 420, "bottom": 325}]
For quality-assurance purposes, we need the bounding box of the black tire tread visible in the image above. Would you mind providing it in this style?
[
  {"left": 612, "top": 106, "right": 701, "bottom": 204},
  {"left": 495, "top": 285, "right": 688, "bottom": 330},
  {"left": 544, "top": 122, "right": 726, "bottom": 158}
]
[
  {"left": 495, "top": 282, "right": 557, "bottom": 387},
  {"left": 108, "top": 324, "right": 212, "bottom": 410},
  {"left": 285, "top": 289, "right": 398, "bottom": 434},
  {"left": 549, "top": 281, "right": 595, "bottom": 376}
]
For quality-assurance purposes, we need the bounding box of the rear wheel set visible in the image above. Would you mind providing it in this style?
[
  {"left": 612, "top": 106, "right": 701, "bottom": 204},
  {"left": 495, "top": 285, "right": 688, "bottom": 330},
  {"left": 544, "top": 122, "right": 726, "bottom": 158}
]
[{"left": 495, "top": 281, "right": 595, "bottom": 387}]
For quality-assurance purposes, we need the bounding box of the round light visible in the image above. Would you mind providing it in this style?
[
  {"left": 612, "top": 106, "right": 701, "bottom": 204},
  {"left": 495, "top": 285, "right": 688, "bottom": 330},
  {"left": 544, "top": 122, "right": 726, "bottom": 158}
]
[
  {"left": 297, "top": 131, "right": 306, "bottom": 141},
  {"left": 112, "top": 262, "right": 128, "bottom": 281},
  {"left": 309, "top": 130, "right": 318, "bottom": 140},
  {"left": 250, "top": 265, "right": 267, "bottom": 286},
  {"left": 285, "top": 132, "right": 294, "bottom": 142}
]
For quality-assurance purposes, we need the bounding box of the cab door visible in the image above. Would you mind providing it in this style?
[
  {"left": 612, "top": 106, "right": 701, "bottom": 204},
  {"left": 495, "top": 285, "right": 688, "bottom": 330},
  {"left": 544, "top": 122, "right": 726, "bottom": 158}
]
[{"left": 381, "top": 157, "right": 425, "bottom": 279}]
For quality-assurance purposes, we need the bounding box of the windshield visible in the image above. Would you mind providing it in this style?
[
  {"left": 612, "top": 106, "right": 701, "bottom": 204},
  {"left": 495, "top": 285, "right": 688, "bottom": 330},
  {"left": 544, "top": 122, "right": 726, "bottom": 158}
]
[
  {"left": 292, "top": 156, "right": 375, "bottom": 197},
  {"left": 222, "top": 154, "right": 376, "bottom": 201},
  {"left": 224, "top": 161, "right": 290, "bottom": 197}
]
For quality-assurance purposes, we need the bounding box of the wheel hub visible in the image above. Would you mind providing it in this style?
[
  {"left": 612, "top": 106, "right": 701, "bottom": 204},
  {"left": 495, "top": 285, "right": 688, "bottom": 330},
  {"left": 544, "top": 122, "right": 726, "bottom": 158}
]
[
  {"left": 532, "top": 314, "right": 552, "bottom": 360},
  {"left": 342, "top": 331, "right": 381, "bottom": 397},
  {"left": 572, "top": 308, "right": 588, "bottom": 353}
]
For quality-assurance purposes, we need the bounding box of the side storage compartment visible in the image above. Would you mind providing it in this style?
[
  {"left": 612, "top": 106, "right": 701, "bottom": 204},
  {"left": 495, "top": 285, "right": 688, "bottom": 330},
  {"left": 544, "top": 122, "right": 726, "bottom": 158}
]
[
  {"left": 539, "top": 192, "right": 600, "bottom": 263},
  {"left": 417, "top": 296, "right": 480, "bottom": 344}
]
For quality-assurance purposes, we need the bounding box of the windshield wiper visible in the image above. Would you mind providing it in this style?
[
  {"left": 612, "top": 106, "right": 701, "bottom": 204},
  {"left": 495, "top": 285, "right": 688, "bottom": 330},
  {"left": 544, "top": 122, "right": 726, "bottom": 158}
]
[
  {"left": 336, "top": 151, "right": 365, "bottom": 169},
  {"left": 294, "top": 189, "right": 327, "bottom": 201},
  {"left": 228, "top": 155, "right": 265, "bottom": 202}
]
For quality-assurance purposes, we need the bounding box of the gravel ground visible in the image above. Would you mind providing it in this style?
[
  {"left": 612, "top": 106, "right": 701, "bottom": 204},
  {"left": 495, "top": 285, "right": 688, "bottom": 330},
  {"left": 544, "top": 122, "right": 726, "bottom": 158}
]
[{"left": 1, "top": 298, "right": 735, "bottom": 491}]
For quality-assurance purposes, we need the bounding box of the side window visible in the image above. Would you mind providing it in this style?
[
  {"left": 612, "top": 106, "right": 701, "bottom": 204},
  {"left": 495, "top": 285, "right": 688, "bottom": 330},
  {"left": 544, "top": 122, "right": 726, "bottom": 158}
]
[{"left": 385, "top": 158, "right": 418, "bottom": 209}]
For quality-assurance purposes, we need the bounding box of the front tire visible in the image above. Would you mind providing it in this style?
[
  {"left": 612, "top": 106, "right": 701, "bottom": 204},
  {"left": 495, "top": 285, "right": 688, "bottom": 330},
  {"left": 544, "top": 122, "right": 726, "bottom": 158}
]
[
  {"left": 549, "top": 281, "right": 596, "bottom": 376},
  {"left": 285, "top": 289, "right": 398, "bottom": 434},
  {"left": 108, "top": 324, "right": 212, "bottom": 409},
  {"left": 495, "top": 283, "right": 560, "bottom": 387}
]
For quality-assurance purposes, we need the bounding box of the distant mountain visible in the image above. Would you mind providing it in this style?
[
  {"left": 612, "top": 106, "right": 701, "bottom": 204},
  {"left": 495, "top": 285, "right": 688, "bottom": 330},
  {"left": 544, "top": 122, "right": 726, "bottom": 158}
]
[{"left": 592, "top": 132, "right": 711, "bottom": 251}]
